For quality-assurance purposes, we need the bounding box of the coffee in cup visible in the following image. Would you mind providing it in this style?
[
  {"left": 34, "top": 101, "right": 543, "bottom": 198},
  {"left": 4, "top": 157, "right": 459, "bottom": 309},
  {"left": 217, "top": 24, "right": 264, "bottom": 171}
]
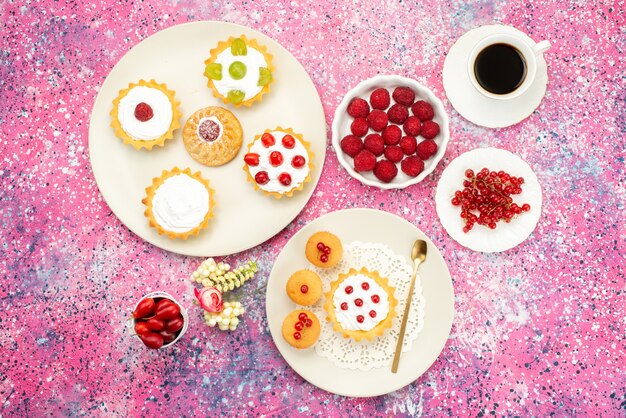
[{"left": 468, "top": 33, "right": 550, "bottom": 100}]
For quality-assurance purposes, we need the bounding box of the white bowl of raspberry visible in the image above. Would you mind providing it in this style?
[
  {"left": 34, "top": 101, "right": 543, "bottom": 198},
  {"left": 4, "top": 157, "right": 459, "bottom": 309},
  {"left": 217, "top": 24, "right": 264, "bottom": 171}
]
[{"left": 332, "top": 75, "right": 450, "bottom": 189}]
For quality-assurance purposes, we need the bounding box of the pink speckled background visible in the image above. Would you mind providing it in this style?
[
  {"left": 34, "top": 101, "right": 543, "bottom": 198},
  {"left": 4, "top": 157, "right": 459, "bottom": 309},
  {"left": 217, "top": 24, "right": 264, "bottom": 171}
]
[{"left": 1, "top": 0, "right": 625, "bottom": 416}]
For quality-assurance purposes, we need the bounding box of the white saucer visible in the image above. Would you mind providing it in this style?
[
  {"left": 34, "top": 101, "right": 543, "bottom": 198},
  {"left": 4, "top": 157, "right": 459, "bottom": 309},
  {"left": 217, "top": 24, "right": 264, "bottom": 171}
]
[
  {"left": 443, "top": 25, "right": 549, "bottom": 128},
  {"left": 435, "top": 148, "right": 542, "bottom": 253}
]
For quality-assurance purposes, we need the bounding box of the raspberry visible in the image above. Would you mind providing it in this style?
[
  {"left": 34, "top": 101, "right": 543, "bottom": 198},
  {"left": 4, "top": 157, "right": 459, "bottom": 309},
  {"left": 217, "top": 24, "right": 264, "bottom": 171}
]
[
  {"left": 350, "top": 117, "right": 369, "bottom": 137},
  {"left": 134, "top": 102, "right": 154, "bottom": 122},
  {"left": 392, "top": 87, "right": 415, "bottom": 106},
  {"left": 403, "top": 116, "right": 421, "bottom": 136},
  {"left": 421, "top": 120, "right": 440, "bottom": 139},
  {"left": 370, "top": 88, "right": 390, "bottom": 110},
  {"left": 353, "top": 149, "right": 377, "bottom": 172},
  {"left": 401, "top": 156, "right": 425, "bottom": 177},
  {"left": 364, "top": 133, "right": 385, "bottom": 156},
  {"left": 381, "top": 125, "right": 402, "bottom": 145},
  {"left": 384, "top": 145, "right": 404, "bottom": 163},
  {"left": 366, "top": 109, "right": 388, "bottom": 132},
  {"left": 399, "top": 136, "right": 417, "bottom": 155},
  {"left": 387, "top": 103, "right": 408, "bottom": 124},
  {"left": 412, "top": 100, "right": 434, "bottom": 121},
  {"left": 347, "top": 98, "right": 370, "bottom": 118},
  {"left": 416, "top": 139, "right": 438, "bottom": 160},
  {"left": 340, "top": 135, "right": 364, "bottom": 157},
  {"left": 373, "top": 159, "right": 398, "bottom": 183}
]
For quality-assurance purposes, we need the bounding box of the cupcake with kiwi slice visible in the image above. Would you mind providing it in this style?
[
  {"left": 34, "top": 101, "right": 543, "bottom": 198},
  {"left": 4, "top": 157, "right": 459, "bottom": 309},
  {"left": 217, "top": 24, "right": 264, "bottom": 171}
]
[{"left": 203, "top": 35, "right": 274, "bottom": 107}]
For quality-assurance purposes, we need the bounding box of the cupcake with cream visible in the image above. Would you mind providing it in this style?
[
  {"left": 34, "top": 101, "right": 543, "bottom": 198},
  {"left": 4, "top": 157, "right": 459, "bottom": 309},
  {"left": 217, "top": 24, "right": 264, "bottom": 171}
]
[
  {"left": 110, "top": 79, "right": 181, "bottom": 150},
  {"left": 243, "top": 127, "right": 314, "bottom": 199},
  {"left": 203, "top": 35, "right": 274, "bottom": 107},
  {"left": 324, "top": 267, "right": 397, "bottom": 342},
  {"left": 142, "top": 167, "right": 215, "bottom": 239}
]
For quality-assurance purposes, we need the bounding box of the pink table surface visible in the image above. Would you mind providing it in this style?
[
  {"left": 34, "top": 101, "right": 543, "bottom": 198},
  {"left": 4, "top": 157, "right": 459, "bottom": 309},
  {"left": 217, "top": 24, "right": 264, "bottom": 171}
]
[{"left": 1, "top": 0, "right": 625, "bottom": 416}]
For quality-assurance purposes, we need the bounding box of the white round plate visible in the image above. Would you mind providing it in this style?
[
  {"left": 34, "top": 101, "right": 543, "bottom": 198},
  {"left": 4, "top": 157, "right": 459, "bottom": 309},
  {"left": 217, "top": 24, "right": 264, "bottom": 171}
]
[
  {"left": 89, "top": 21, "right": 326, "bottom": 257},
  {"left": 443, "top": 25, "right": 549, "bottom": 128},
  {"left": 266, "top": 208, "right": 455, "bottom": 397},
  {"left": 435, "top": 148, "right": 542, "bottom": 253},
  {"left": 331, "top": 75, "right": 450, "bottom": 189}
]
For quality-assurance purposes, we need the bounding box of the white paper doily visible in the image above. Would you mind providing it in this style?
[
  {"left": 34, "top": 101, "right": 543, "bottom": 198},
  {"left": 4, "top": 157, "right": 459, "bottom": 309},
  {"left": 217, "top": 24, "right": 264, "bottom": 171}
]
[{"left": 306, "top": 241, "right": 425, "bottom": 371}]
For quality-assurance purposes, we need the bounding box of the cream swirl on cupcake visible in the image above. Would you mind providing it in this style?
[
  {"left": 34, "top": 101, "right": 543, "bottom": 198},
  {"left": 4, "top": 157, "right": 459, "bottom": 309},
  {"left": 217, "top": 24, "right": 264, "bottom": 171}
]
[
  {"left": 118, "top": 86, "right": 174, "bottom": 141},
  {"left": 332, "top": 273, "right": 390, "bottom": 331},
  {"left": 151, "top": 173, "right": 210, "bottom": 233},
  {"left": 245, "top": 129, "right": 311, "bottom": 195}
]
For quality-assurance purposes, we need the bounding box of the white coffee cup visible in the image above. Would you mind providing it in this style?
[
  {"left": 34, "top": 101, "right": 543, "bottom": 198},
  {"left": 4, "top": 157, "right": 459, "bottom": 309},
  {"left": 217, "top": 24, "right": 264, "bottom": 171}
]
[{"left": 468, "top": 33, "right": 550, "bottom": 100}]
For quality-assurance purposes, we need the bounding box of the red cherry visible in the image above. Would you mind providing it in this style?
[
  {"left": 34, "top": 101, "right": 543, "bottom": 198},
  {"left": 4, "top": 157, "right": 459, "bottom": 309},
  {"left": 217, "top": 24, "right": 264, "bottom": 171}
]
[
  {"left": 316, "top": 242, "right": 325, "bottom": 251},
  {"left": 134, "top": 102, "right": 154, "bottom": 121},
  {"left": 261, "top": 132, "right": 275, "bottom": 147},
  {"left": 282, "top": 134, "right": 295, "bottom": 148},
  {"left": 292, "top": 155, "right": 306, "bottom": 168},
  {"left": 369, "top": 310, "right": 377, "bottom": 318},
  {"left": 294, "top": 321, "right": 304, "bottom": 331},
  {"left": 356, "top": 315, "right": 364, "bottom": 323},
  {"left": 278, "top": 173, "right": 291, "bottom": 186},
  {"left": 371, "top": 294, "right": 380, "bottom": 303},
  {"left": 270, "top": 151, "right": 283, "bottom": 166},
  {"left": 255, "top": 171, "right": 269, "bottom": 185},
  {"left": 322, "top": 246, "right": 331, "bottom": 255},
  {"left": 298, "top": 312, "right": 308, "bottom": 321},
  {"left": 361, "top": 282, "right": 369, "bottom": 290},
  {"left": 320, "top": 254, "right": 329, "bottom": 263},
  {"left": 345, "top": 286, "right": 353, "bottom": 294},
  {"left": 244, "top": 153, "right": 260, "bottom": 166},
  {"left": 354, "top": 298, "right": 363, "bottom": 307},
  {"left": 293, "top": 332, "right": 302, "bottom": 340},
  {"left": 300, "top": 284, "right": 309, "bottom": 294},
  {"left": 305, "top": 318, "right": 313, "bottom": 327},
  {"left": 340, "top": 302, "right": 348, "bottom": 310}
]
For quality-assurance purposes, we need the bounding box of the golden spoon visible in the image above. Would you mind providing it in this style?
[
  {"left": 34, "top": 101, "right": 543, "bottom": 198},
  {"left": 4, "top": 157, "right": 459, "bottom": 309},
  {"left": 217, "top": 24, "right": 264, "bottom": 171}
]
[{"left": 391, "top": 239, "right": 427, "bottom": 373}]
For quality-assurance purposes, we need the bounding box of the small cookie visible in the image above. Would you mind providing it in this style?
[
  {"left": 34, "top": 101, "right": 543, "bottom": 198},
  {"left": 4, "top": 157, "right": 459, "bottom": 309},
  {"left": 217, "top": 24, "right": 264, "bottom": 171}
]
[
  {"left": 286, "top": 270, "right": 322, "bottom": 306},
  {"left": 183, "top": 106, "right": 243, "bottom": 166},
  {"left": 281, "top": 310, "right": 320, "bottom": 349},
  {"left": 305, "top": 231, "right": 343, "bottom": 268}
]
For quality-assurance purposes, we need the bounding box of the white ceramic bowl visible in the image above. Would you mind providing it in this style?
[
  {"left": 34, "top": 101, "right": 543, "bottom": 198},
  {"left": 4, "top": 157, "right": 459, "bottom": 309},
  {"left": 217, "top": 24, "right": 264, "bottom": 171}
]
[
  {"left": 332, "top": 75, "right": 450, "bottom": 189},
  {"left": 131, "top": 291, "right": 189, "bottom": 349}
]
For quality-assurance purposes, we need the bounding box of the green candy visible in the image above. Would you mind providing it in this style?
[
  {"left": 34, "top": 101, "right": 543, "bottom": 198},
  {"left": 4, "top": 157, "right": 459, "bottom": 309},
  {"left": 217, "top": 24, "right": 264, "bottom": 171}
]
[
  {"left": 229, "top": 61, "right": 247, "bottom": 80},
  {"left": 258, "top": 67, "right": 272, "bottom": 86},
  {"left": 230, "top": 38, "right": 247, "bottom": 56},
  {"left": 204, "top": 63, "right": 222, "bottom": 80},
  {"left": 227, "top": 90, "right": 245, "bottom": 104}
]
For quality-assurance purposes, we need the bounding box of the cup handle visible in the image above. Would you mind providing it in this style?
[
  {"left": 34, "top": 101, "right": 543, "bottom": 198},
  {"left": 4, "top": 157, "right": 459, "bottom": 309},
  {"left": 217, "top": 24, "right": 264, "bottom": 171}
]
[{"left": 532, "top": 40, "right": 551, "bottom": 55}]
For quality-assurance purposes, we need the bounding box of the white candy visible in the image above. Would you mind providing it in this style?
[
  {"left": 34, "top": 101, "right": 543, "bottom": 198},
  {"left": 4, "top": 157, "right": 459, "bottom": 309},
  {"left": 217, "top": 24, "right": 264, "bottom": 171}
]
[
  {"left": 223, "top": 308, "right": 232, "bottom": 317},
  {"left": 229, "top": 325, "right": 237, "bottom": 331},
  {"left": 202, "top": 279, "right": 210, "bottom": 287},
  {"left": 230, "top": 317, "right": 239, "bottom": 327},
  {"left": 208, "top": 319, "right": 217, "bottom": 326},
  {"left": 218, "top": 324, "right": 228, "bottom": 331},
  {"left": 221, "top": 318, "right": 230, "bottom": 326},
  {"left": 209, "top": 265, "right": 216, "bottom": 272}
]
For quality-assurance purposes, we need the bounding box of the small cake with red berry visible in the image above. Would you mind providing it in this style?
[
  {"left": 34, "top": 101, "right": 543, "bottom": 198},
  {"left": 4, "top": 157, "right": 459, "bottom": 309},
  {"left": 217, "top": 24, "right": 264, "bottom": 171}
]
[
  {"left": 243, "top": 127, "right": 313, "bottom": 199},
  {"left": 110, "top": 79, "right": 181, "bottom": 150},
  {"left": 324, "top": 267, "right": 397, "bottom": 342},
  {"left": 286, "top": 270, "right": 323, "bottom": 306},
  {"left": 305, "top": 231, "right": 343, "bottom": 268},
  {"left": 281, "top": 310, "right": 321, "bottom": 349},
  {"left": 182, "top": 106, "right": 243, "bottom": 167}
]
